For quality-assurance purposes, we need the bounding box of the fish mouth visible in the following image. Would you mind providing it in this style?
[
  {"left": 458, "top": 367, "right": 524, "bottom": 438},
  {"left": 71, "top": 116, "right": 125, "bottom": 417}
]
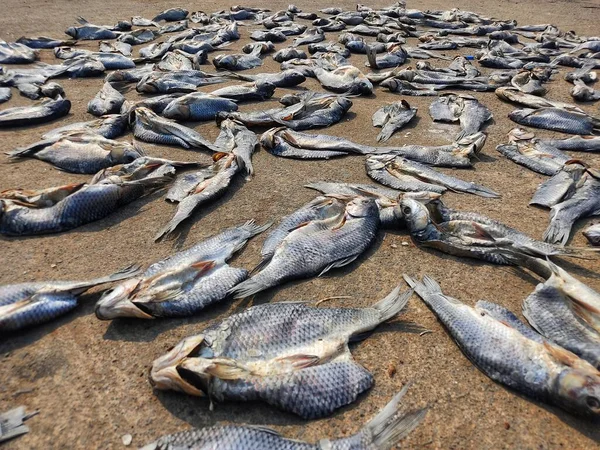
[
  {"left": 149, "top": 335, "right": 206, "bottom": 396},
  {"left": 94, "top": 278, "right": 154, "bottom": 320}
]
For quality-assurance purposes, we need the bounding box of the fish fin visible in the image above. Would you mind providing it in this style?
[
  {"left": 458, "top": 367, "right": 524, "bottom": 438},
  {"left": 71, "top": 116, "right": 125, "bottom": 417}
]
[
  {"left": 371, "top": 285, "right": 412, "bottom": 323},
  {"left": 403, "top": 275, "right": 462, "bottom": 305},
  {"left": 570, "top": 301, "right": 600, "bottom": 330},
  {"left": 352, "top": 383, "right": 427, "bottom": 449},
  {"left": 543, "top": 214, "right": 573, "bottom": 246},
  {"left": 331, "top": 214, "right": 347, "bottom": 230},
  {"left": 257, "top": 359, "right": 373, "bottom": 419},
  {"left": 0, "top": 406, "right": 34, "bottom": 443},
  {"left": 0, "top": 297, "right": 35, "bottom": 319},
  {"left": 250, "top": 256, "right": 271, "bottom": 275},
  {"left": 477, "top": 300, "right": 544, "bottom": 343},
  {"left": 318, "top": 254, "right": 359, "bottom": 277},
  {"left": 58, "top": 264, "right": 142, "bottom": 294},
  {"left": 366, "top": 45, "right": 378, "bottom": 69},
  {"left": 76, "top": 16, "right": 89, "bottom": 24},
  {"left": 543, "top": 341, "right": 596, "bottom": 371},
  {"left": 275, "top": 354, "right": 322, "bottom": 369},
  {"left": 227, "top": 275, "right": 270, "bottom": 299},
  {"left": 205, "top": 360, "right": 250, "bottom": 380},
  {"left": 243, "top": 426, "right": 281, "bottom": 437}
]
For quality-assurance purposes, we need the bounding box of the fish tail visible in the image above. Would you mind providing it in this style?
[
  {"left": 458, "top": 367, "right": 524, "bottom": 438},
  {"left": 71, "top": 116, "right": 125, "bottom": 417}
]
[
  {"left": 366, "top": 45, "right": 378, "bottom": 69},
  {"left": 469, "top": 184, "right": 501, "bottom": 198},
  {"left": 154, "top": 216, "right": 185, "bottom": 242},
  {"left": 403, "top": 274, "right": 441, "bottom": 297},
  {"left": 240, "top": 219, "right": 273, "bottom": 238},
  {"left": 5, "top": 139, "right": 54, "bottom": 159},
  {"left": 372, "top": 284, "right": 412, "bottom": 322},
  {"left": 346, "top": 383, "right": 427, "bottom": 450},
  {"left": 227, "top": 272, "right": 272, "bottom": 298},
  {"left": 543, "top": 217, "right": 573, "bottom": 245},
  {"left": 376, "top": 127, "right": 393, "bottom": 143}
]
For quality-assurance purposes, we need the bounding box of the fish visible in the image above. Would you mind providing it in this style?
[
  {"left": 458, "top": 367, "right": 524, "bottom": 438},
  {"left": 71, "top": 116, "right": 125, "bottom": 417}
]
[
  {"left": 293, "top": 27, "right": 325, "bottom": 46},
  {"left": 161, "top": 92, "right": 237, "bottom": 121},
  {"left": 308, "top": 41, "right": 350, "bottom": 58},
  {"left": 118, "top": 29, "right": 161, "bottom": 45},
  {"left": 158, "top": 20, "right": 189, "bottom": 35},
  {"left": 74, "top": 16, "right": 131, "bottom": 31},
  {"left": 372, "top": 99, "right": 417, "bottom": 142},
  {"left": 367, "top": 155, "right": 499, "bottom": 198},
  {"left": 250, "top": 30, "right": 287, "bottom": 43},
  {"left": 210, "top": 80, "right": 276, "bottom": 102},
  {"left": 17, "top": 82, "right": 63, "bottom": 100},
  {"left": 105, "top": 65, "right": 154, "bottom": 83},
  {"left": 141, "top": 385, "right": 425, "bottom": 450},
  {"left": 131, "top": 16, "right": 159, "bottom": 27},
  {"left": 156, "top": 153, "right": 240, "bottom": 240},
  {"left": 0, "top": 265, "right": 140, "bottom": 332},
  {"left": 530, "top": 162, "right": 587, "bottom": 208},
  {"left": 0, "top": 87, "right": 11, "bottom": 104},
  {"left": 87, "top": 82, "right": 126, "bottom": 117},
  {"left": 273, "top": 47, "right": 307, "bottom": 62},
  {"left": 90, "top": 157, "right": 203, "bottom": 185},
  {"left": 0, "top": 406, "right": 37, "bottom": 443},
  {"left": 537, "top": 135, "right": 600, "bottom": 153},
  {"left": 213, "top": 47, "right": 263, "bottom": 71},
  {"left": 366, "top": 43, "right": 408, "bottom": 69},
  {"left": 229, "top": 197, "right": 380, "bottom": 298},
  {"left": 495, "top": 87, "right": 585, "bottom": 113},
  {"left": 429, "top": 94, "right": 492, "bottom": 139},
  {"left": 150, "top": 282, "right": 410, "bottom": 417},
  {"left": 405, "top": 274, "right": 600, "bottom": 417},
  {"left": 523, "top": 270, "right": 600, "bottom": 368},
  {"left": 403, "top": 198, "right": 592, "bottom": 264},
  {"left": 136, "top": 70, "right": 226, "bottom": 94},
  {"left": 0, "top": 96, "right": 70, "bottom": 127},
  {"left": 96, "top": 221, "right": 268, "bottom": 319},
  {"left": 137, "top": 42, "right": 172, "bottom": 61},
  {"left": 224, "top": 69, "right": 306, "bottom": 87},
  {"left": 16, "top": 36, "right": 74, "bottom": 49},
  {"left": 565, "top": 64, "right": 598, "bottom": 83},
  {"left": 129, "top": 107, "right": 221, "bottom": 151},
  {"left": 509, "top": 108, "right": 600, "bottom": 135},
  {"left": 584, "top": 224, "right": 600, "bottom": 245},
  {"left": 41, "top": 114, "right": 128, "bottom": 140},
  {"left": 153, "top": 7, "right": 189, "bottom": 22},
  {"left": 571, "top": 79, "right": 600, "bottom": 102},
  {"left": 214, "top": 119, "right": 258, "bottom": 178},
  {"left": 544, "top": 171, "right": 600, "bottom": 245},
  {"left": 510, "top": 70, "right": 547, "bottom": 95},
  {"left": 0, "top": 177, "right": 170, "bottom": 236},
  {"left": 1, "top": 183, "right": 84, "bottom": 207},
  {"left": 314, "top": 65, "right": 373, "bottom": 95},
  {"left": 496, "top": 129, "right": 570, "bottom": 176},
  {"left": 0, "top": 41, "right": 38, "bottom": 64},
  {"left": 6, "top": 133, "right": 145, "bottom": 174},
  {"left": 64, "top": 25, "right": 117, "bottom": 40},
  {"left": 243, "top": 41, "right": 275, "bottom": 54}
]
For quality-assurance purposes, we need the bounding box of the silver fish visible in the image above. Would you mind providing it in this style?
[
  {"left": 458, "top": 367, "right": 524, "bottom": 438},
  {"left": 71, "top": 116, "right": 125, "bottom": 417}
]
[
  {"left": 314, "top": 65, "right": 373, "bottom": 95},
  {"left": 161, "top": 92, "right": 237, "bottom": 121},
  {"left": 584, "top": 223, "right": 600, "bottom": 246},
  {"left": 372, "top": 99, "right": 417, "bottom": 142},
  {"left": 87, "top": 82, "right": 126, "bottom": 117},
  {"left": 0, "top": 87, "right": 12, "bottom": 104},
  {"left": 136, "top": 70, "right": 226, "bottom": 94},
  {"left": 405, "top": 274, "right": 600, "bottom": 417},
  {"left": 96, "top": 221, "right": 268, "bottom": 319},
  {"left": 429, "top": 94, "right": 492, "bottom": 139},
  {"left": 495, "top": 87, "right": 585, "bottom": 113},
  {"left": 214, "top": 119, "right": 258, "bottom": 178},
  {"left": 213, "top": 47, "right": 263, "bottom": 71},
  {"left": 0, "top": 40, "right": 38, "bottom": 64},
  {"left": 229, "top": 197, "right": 380, "bottom": 298},
  {"left": 509, "top": 108, "right": 600, "bottom": 135},
  {"left": 367, "top": 155, "right": 499, "bottom": 197},
  {"left": 90, "top": 157, "right": 203, "bottom": 185},
  {"left": 157, "top": 153, "right": 240, "bottom": 240},
  {"left": 225, "top": 69, "right": 306, "bottom": 87},
  {"left": 0, "top": 96, "right": 70, "bottom": 128},
  {"left": 41, "top": 114, "right": 128, "bottom": 140},
  {"left": 531, "top": 162, "right": 587, "bottom": 208},
  {"left": 130, "top": 107, "right": 220, "bottom": 151},
  {"left": 0, "top": 266, "right": 139, "bottom": 332},
  {"left": 150, "top": 282, "right": 410, "bottom": 417},
  {"left": 210, "top": 80, "right": 276, "bottom": 102},
  {"left": 6, "top": 133, "right": 144, "bottom": 174},
  {"left": 141, "top": 386, "right": 425, "bottom": 450},
  {"left": 273, "top": 47, "right": 307, "bottom": 62}
]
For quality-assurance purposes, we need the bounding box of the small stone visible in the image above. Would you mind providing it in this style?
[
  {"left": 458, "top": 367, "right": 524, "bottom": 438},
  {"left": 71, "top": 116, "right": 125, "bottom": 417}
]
[
  {"left": 50, "top": 264, "right": 57, "bottom": 268},
  {"left": 401, "top": 241, "right": 409, "bottom": 247},
  {"left": 122, "top": 434, "right": 132, "bottom": 446},
  {"left": 504, "top": 422, "right": 510, "bottom": 430},
  {"left": 390, "top": 243, "right": 398, "bottom": 249},
  {"left": 386, "top": 363, "right": 397, "bottom": 378}
]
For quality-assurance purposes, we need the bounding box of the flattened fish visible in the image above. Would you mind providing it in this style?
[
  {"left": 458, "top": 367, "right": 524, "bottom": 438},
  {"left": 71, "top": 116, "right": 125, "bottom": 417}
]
[{"left": 372, "top": 99, "right": 417, "bottom": 142}]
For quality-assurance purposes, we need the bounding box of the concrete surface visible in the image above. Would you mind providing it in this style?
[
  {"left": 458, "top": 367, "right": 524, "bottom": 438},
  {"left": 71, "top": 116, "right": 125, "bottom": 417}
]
[{"left": 1, "top": 0, "right": 600, "bottom": 448}]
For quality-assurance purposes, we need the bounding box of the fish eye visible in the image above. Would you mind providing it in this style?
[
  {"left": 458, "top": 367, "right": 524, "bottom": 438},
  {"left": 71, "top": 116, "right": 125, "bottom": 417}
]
[
  {"left": 586, "top": 396, "right": 600, "bottom": 410},
  {"left": 402, "top": 206, "right": 412, "bottom": 215}
]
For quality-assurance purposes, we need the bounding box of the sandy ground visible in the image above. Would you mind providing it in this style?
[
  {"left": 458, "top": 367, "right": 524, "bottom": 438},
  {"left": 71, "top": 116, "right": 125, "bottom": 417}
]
[{"left": 1, "top": 0, "right": 600, "bottom": 448}]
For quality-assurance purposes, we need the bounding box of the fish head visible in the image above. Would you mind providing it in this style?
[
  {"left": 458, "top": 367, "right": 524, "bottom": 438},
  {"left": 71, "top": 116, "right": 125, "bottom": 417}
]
[
  {"left": 345, "top": 196, "right": 379, "bottom": 218},
  {"left": 284, "top": 70, "right": 307, "bottom": 85},
  {"left": 150, "top": 334, "right": 208, "bottom": 396},
  {"left": 94, "top": 278, "right": 154, "bottom": 319},
  {"left": 161, "top": 100, "right": 189, "bottom": 120},
  {"left": 400, "top": 198, "right": 431, "bottom": 232},
  {"left": 65, "top": 27, "right": 78, "bottom": 39},
  {"left": 507, "top": 127, "right": 534, "bottom": 143},
  {"left": 556, "top": 369, "right": 600, "bottom": 417}
]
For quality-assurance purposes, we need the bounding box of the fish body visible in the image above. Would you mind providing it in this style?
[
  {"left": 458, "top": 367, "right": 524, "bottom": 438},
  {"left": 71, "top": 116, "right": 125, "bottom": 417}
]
[
  {"left": 87, "top": 82, "right": 126, "bottom": 116},
  {"left": 65, "top": 25, "right": 116, "bottom": 40},
  {"left": 214, "top": 119, "right": 258, "bottom": 178},
  {"left": 314, "top": 65, "right": 373, "bottom": 95},
  {"left": 213, "top": 49, "right": 263, "bottom": 71},
  {"left": 161, "top": 93, "right": 237, "bottom": 121},
  {"left": 225, "top": 69, "right": 306, "bottom": 87},
  {"left": 6, "top": 133, "right": 144, "bottom": 174},
  {"left": 0, "top": 96, "right": 70, "bottom": 127},
  {"left": 16, "top": 36, "right": 73, "bottom": 49},
  {"left": 96, "top": 221, "right": 267, "bottom": 319},
  {"left": 405, "top": 275, "right": 600, "bottom": 417},
  {"left": 0, "top": 41, "right": 38, "bottom": 64},
  {"left": 509, "top": 108, "right": 598, "bottom": 135},
  {"left": 273, "top": 47, "right": 307, "bottom": 62},
  {"left": 531, "top": 162, "right": 586, "bottom": 208},
  {"left": 150, "top": 283, "right": 410, "bottom": 418},
  {"left": 372, "top": 99, "right": 417, "bottom": 142},
  {"left": 0, "top": 178, "right": 169, "bottom": 236},
  {"left": 41, "top": 114, "right": 127, "bottom": 140},
  {"left": 136, "top": 70, "right": 226, "bottom": 94},
  {"left": 153, "top": 8, "right": 189, "bottom": 22},
  {"left": 0, "top": 88, "right": 11, "bottom": 104},
  {"left": 130, "top": 107, "right": 220, "bottom": 151},
  {"left": 210, "top": 81, "right": 275, "bottom": 102},
  {"left": 0, "top": 266, "right": 140, "bottom": 332},
  {"left": 229, "top": 197, "right": 380, "bottom": 298},
  {"left": 496, "top": 140, "right": 569, "bottom": 176}
]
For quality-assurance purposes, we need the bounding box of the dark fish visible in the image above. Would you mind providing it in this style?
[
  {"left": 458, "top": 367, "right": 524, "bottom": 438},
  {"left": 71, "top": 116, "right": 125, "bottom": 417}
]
[
  {"left": 150, "top": 282, "right": 410, "bottom": 418},
  {"left": 293, "top": 28, "right": 325, "bottom": 46},
  {"left": 273, "top": 47, "right": 307, "bottom": 62},
  {"left": 0, "top": 96, "right": 70, "bottom": 127},
  {"left": 162, "top": 92, "right": 237, "bottom": 121},
  {"left": 41, "top": 114, "right": 127, "bottom": 140},
  {"left": 16, "top": 36, "right": 74, "bottom": 49},
  {"left": 405, "top": 274, "right": 600, "bottom": 418},
  {"left": 0, "top": 41, "right": 38, "bottom": 64},
  {"left": 210, "top": 80, "right": 276, "bottom": 102},
  {"left": 65, "top": 25, "right": 117, "bottom": 40},
  {"left": 509, "top": 108, "right": 599, "bottom": 135},
  {"left": 96, "top": 221, "right": 268, "bottom": 319},
  {"left": 372, "top": 99, "right": 417, "bottom": 142},
  {"left": 213, "top": 48, "right": 263, "bottom": 71},
  {"left": 152, "top": 8, "right": 189, "bottom": 22},
  {"left": 87, "top": 82, "right": 126, "bottom": 116},
  {"left": 229, "top": 197, "right": 380, "bottom": 298},
  {"left": 0, "top": 265, "right": 140, "bottom": 332},
  {"left": 224, "top": 69, "right": 306, "bottom": 87},
  {"left": 141, "top": 386, "right": 425, "bottom": 450}
]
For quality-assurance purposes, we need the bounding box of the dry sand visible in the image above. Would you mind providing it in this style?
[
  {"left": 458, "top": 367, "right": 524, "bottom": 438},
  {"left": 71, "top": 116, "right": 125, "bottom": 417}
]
[{"left": 1, "top": 0, "right": 600, "bottom": 448}]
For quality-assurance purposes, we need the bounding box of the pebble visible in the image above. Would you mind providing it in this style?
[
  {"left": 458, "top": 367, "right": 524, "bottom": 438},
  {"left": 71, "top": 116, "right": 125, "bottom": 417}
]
[
  {"left": 122, "top": 434, "right": 132, "bottom": 446},
  {"left": 390, "top": 243, "right": 398, "bottom": 249},
  {"left": 50, "top": 264, "right": 57, "bottom": 268},
  {"left": 401, "top": 241, "right": 409, "bottom": 247}
]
